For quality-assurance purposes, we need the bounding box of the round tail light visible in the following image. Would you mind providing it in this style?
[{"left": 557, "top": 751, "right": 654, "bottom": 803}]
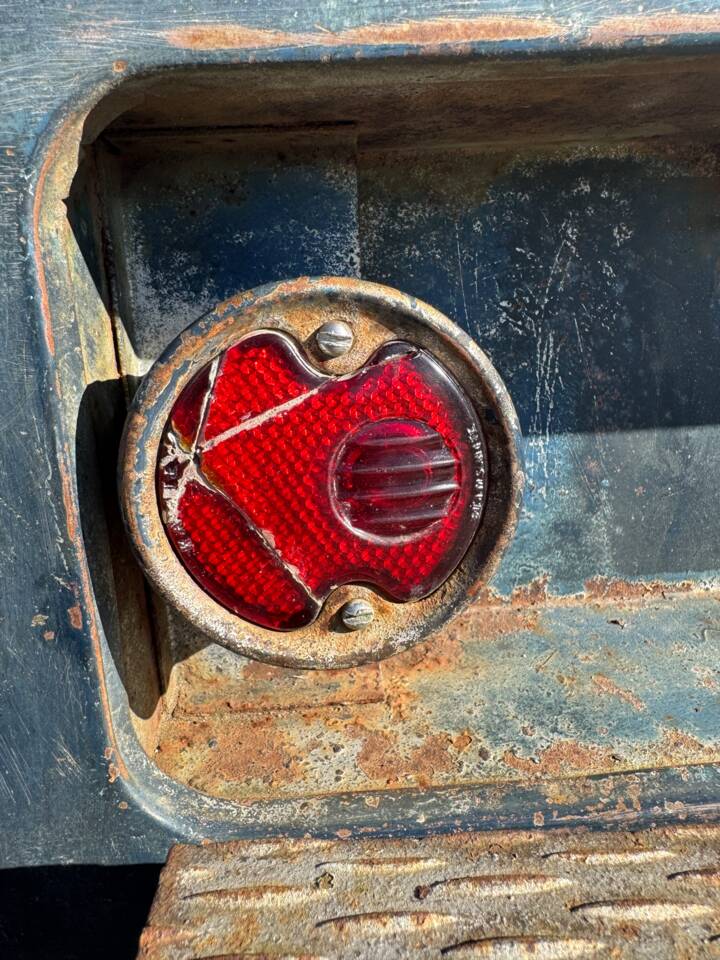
[{"left": 120, "top": 278, "right": 522, "bottom": 668}]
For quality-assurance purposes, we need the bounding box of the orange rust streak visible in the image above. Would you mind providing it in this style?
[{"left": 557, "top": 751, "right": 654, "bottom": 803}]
[
  {"left": 67, "top": 604, "right": 83, "bottom": 631},
  {"left": 351, "top": 728, "right": 456, "bottom": 787},
  {"left": 584, "top": 576, "right": 692, "bottom": 601},
  {"left": 588, "top": 12, "right": 720, "bottom": 46},
  {"left": 503, "top": 740, "right": 616, "bottom": 777},
  {"left": 591, "top": 674, "right": 646, "bottom": 713},
  {"left": 165, "top": 16, "right": 564, "bottom": 51},
  {"left": 60, "top": 442, "right": 78, "bottom": 543}
]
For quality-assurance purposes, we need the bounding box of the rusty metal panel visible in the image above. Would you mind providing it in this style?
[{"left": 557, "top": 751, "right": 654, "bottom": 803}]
[
  {"left": 139, "top": 826, "right": 720, "bottom": 958},
  {"left": 153, "top": 588, "right": 720, "bottom": 802}
]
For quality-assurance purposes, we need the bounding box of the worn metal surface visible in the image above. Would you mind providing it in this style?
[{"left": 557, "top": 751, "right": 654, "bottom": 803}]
[
  {"left": 315, "top": 319, "right": 354, "bottom": 358},
  {"left": 152, "top": 582, "right": 720, "bottom": 802},
  {"left": 139, "top": 826, "right": 720, "bottom": 958},
  {"left": 4, "top": 0, "right": 720, "bottom": 869}
]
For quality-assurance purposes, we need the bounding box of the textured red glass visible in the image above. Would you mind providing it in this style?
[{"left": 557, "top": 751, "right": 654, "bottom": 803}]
[{"left": 157, "top": 331, "right": 486, "bottom": 630}]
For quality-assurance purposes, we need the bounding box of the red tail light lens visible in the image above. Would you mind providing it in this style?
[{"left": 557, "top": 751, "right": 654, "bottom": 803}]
[{"left": 158, "top": 331, "right": 486, "bottom": 631}]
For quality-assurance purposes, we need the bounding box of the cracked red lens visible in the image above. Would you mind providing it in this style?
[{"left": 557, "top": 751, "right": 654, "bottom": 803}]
[{"left": 158, "top": 331, "right": 487, "bottom": 631}]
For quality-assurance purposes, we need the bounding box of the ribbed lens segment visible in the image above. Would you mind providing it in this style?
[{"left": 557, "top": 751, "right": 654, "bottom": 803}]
[
  {"left": 157, "top": 331, "right": 487, "bottom": 631},
  {"left": 334, "top": 419, "right": 461, "bottom": 538}
]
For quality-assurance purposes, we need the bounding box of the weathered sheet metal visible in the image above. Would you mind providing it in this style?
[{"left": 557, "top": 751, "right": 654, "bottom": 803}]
[
  {"left": 93, "top": 125, "right": 720, "bottom": 810},
  {"left": 2, "top": 0, "right": 720, "bottom": 873},
  {"left": 153, "top": 586, "right": 720, "bottom": 803},
  {"left": 139, "top": 826, "right": 720, "bottom": 958}
]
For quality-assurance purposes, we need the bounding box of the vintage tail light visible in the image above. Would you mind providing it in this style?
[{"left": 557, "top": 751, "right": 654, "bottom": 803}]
[
  {"left": 120, "top": 278, "right": 522, "bottom": 667},
  {"left": 158, "top": 333, "right": 486, "bottom": 631}
]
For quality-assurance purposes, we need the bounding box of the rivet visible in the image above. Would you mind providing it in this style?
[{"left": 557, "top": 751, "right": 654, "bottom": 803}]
[
  {"left": 340, "top": 599, "right": 374, "bottom": 630},
  {"left": 315, "top": 320, "right": 354, "bottom": 358}
]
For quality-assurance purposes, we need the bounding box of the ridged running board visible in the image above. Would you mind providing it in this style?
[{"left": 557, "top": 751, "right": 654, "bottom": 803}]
[{"left": 138, "top": 825, "right": 720, "bottom": 958}]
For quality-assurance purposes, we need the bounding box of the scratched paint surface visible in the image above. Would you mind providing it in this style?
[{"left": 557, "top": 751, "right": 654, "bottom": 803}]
[
  {"left": 360, "top": 147, "right": 720, "bottom": 593},
  {"left": 104, "top": 141, "right": 720, "bottom": 595},
  {"left": 100, "top": 138, "right": 360, "bottom": 376}
]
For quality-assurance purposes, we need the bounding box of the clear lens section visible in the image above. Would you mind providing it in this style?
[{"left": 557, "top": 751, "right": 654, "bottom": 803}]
[
  {"left": 157, "top": 331, "right": 487, "bottom": 631},
  {"left": 334, "top": 419, "right": 461, "bottom": 538}
]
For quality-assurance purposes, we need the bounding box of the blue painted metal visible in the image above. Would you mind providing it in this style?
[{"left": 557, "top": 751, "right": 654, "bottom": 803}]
[{"left": 2, "top": 0, "right": 720, "bottom": 874}]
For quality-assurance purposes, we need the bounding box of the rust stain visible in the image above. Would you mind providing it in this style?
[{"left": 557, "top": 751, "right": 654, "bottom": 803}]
[
  {"left": 378, "top": 629, "right": 466, "bottom": 721},
  {"left": 659, "top": 729, "right": 715, "bottom": 760},
  {"left": 691, "top": 665, "right": 718, "bottom": 691},
  {"left": 141, "top": 911, "right": 261, "bottom": 957},
  {"left": 165, "top": 16, "right": 564, "bottom": 51},
  {"left": 67, "top": 604, "right": 82, "bottom": 630},
  {"left": 587, "top": 12, "right": 720, "bottom": 46},
  {"left": 60, "top": 442, "right": 78, "bottom": 543},
  {"left": 354, "top": 730, "right": 404, "bottom": 783},
  {"left": 591, "top": 675, "right": 646, "bottom": 712},
  {"left": 584, "top": 576, "right": 692, "bottom": 601},
  {"left": 176, "top": 656, "right": 383, "bottom": 716},
  {"left": 503, "top": 740, "right": 616, "bottom": 777},
  {"left": 157, "top": 716, "right": 302, "bottom": 792},
  {"left": 509, "top": 576, "right": 550, "bottom": 606},
  {"left": 383, "top": 629, "right": 463, "bottom": 677},
  {"left": 223, "top": 719, "right": 300, "bottom": 786},
  {"left": 352, "top": 727, "right": 455, "bottom": 787},
  {"left": 241, "top": 659, "right": 285, "bottom": 683}
]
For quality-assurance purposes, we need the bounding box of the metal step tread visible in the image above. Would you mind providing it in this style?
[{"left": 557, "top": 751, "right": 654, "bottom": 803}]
[{"left": 138, "top": 824, "right": 720, "bottom": 958}]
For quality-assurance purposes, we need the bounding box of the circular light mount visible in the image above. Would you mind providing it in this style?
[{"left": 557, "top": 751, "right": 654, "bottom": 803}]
[{"left": 120, "top": 277, "right": 523, "bottom": 668}]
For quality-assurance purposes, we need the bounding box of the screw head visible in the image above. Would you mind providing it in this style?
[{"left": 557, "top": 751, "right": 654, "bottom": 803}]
[
  {"left": 315, "top": 320, "right": 354, "bottom": 358},
  {"left": 340, "top": 598, "right": 374, "bottom": 631}
]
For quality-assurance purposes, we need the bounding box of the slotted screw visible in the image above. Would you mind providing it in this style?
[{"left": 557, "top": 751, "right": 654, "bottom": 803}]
[
  {"left": 340, "top": 599, "right": 374, "bottom": 630},
  {"left": 315, "top": 320, "right": 354, "bottom": 358}
]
